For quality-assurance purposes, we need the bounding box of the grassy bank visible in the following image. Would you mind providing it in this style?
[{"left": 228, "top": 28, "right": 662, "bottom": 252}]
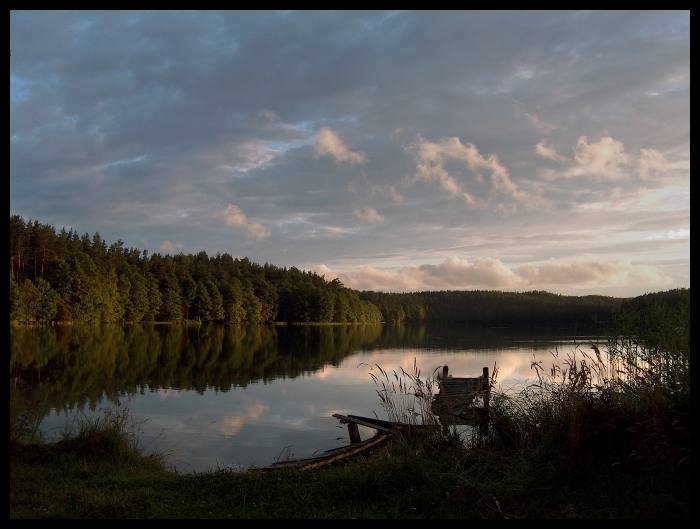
[{"left": 10, "top": 293, "right": 690, "bottom": 518}]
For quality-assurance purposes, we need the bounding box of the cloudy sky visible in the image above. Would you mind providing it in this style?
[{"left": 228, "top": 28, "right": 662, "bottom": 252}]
[{"left": 10, "top": 11, "right": 690, "bottom": 297}]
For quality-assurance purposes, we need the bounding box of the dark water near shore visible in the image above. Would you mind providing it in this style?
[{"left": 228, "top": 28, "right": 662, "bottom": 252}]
[{"left": 10, "top": 323, "right": 594, "bottom": 472}]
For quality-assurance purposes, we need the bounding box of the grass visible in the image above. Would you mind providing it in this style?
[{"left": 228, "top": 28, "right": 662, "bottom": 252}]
[{"left": 10, "top": 293, "right": 690, "bottom": 518}]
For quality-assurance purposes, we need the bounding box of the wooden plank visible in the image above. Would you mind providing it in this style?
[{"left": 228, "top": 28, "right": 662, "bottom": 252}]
[
  {"left": 258, "top": 432, "right": 391, "bottom": 470},
  {"left": 347, "top": 415, "right": 397, "bottom": 430},
  {"left": 441, "top": 379, "right": 482, "bottom": 388},
  {"left": 299, "top": 433, "right": 391, "bottom": 471},
  {"left": 439, "top": 388, "right": 480, "bottom": 395},
  {"left": 439, "top": 395, "right": 477, "bottom": 401},
  {"left": 342, "top": 414, "right": 438, "bottom": 432},
  {"left": 432, "top": 395, "right": 477, "bottom": 403},
  {"left": 332, "top": 413, "right": 395, "bottom": 433}
]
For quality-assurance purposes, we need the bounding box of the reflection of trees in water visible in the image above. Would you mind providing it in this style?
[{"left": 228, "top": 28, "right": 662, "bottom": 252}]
[
  {"left": 10, "top": 323, "right": 384, "bottom": 412},
  {"left": 374, "top": 323, "right": 586, "bottom": 351}
]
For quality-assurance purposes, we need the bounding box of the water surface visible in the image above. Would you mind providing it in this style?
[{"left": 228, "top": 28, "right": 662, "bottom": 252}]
[{"left": 10, "top": 323, "right": 594, "bottom": 472}]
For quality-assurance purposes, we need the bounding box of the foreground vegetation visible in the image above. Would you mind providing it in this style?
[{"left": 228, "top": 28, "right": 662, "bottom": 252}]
[{"left": 10, "top": 290, "right": 689, "bottom": 518}]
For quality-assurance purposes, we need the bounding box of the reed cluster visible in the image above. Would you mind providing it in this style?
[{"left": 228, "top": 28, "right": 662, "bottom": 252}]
[{"left": 362, "top": 357, "right": 439, "bottom": 426}]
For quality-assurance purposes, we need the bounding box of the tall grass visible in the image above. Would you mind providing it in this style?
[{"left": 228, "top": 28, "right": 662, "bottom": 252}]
[
  {"left": 55, "top": 402, "right": 152, "bottom": 464},
  {"left": 605, "top": 291, "right": 690, "bottom": 404},
  {"left": 10, "top": 383, "right": 52, "bottom": 444},
  {"left": 362, "top": 358, "right": 439, "bottom": 426},
  {"left": 10, "top": 390, "right": 163, "bottom": 470}
]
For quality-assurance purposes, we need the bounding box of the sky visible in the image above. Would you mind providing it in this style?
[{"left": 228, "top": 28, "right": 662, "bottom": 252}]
[{"left": 10, "top": 11, "right": 690, "bottom": 298}]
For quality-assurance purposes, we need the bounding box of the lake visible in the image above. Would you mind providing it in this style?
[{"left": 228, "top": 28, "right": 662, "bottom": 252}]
[{"left": 10, "top": 323, "right": 596, "bottom": 473}]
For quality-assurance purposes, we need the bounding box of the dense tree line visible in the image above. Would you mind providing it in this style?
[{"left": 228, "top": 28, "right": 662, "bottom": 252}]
[
  {"left": 10, "top": 216, "right": 684, "bottom": 328},
  {"left": 9, "top": 216, "right": 382, "bottom": 324},
  {"left": 359, "top": 287, "right": 690, "bottom": 330},
  {"left": 358, "top": 289, "right": 625, "bottom": 329}
]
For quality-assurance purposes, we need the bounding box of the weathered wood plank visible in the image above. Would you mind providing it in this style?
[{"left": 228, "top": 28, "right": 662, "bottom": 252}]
[
  {"left": 341, "top": 414, "right": 438, "bottom": 432},
  {"left": 299, "top": 433, "right": 391, "bottom": 471},
  {"left": 439, "top": 388, "right": 480, "bottom": 395},
  {"left": 332, "top": 414, "right": 396, "bottom": 433},
  {"left": 258, "top": 432, "right": 391, "bottom": 470}
]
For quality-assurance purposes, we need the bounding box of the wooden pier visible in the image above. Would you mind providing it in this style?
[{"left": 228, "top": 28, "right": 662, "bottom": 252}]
[
  {"left": 431, "top": 366, "right": 490, "bottom": 428},
  {"left": 260, "top": 366, "right": 491, "bottom": 471}
]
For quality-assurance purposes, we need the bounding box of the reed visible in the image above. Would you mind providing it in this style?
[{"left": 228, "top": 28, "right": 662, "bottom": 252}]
[
  {"left": 10, "top": 383, "right": 52, "bottom": 444},
  {"left": 55, "top": 401, "right": 148, "bottom": 463},
  {"left": 361, "top": 357, "right": 439, "bottom": 426}
]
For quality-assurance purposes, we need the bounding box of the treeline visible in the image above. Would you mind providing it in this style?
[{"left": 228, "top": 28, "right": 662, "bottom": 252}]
[
  {"left": 9, "top": 216, "right": 382, "bottom": 324},
  {"left": 358, "top": 289, "right": 625, "bottom": 329},
  {"left": 359, "top": 289, "right": 626, "bottom": 328},
  {"left": 360, "top": 287, "right": 690, "bottom": 329},
  {"left": 9, "top": 216, "right": 685, "bottom": 328}
]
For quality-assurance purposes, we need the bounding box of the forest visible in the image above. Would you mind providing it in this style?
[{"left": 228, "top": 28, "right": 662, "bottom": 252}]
[{"left": 9, "top": 215, "right": 685, "bottom": 328}]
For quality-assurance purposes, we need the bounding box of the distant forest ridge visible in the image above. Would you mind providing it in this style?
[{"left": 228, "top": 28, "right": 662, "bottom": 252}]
[{"left": 9, "top": 216, "right": 689, "bottom": 327}]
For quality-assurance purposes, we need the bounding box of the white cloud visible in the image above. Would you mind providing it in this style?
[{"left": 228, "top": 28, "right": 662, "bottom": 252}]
[
  {"left": 247, "top": 222, "right": 272, "bottom": 240},
  {"left": 354, "top": 208, "right": 384, "bottom": 223},
  {"left": 312, "top": 126, "right": 366, "bottom": 165},
  {"left": 574, "top": 136, "right": 631, "bottom": 180},
  {"left": 316, "top": 257, "right": 672, "bottom": 293},
  {"left": 419, "top": 256, "right": 520, "bottom": 288},
  {"left": 406, "top": 136, "right": 542, "bottom": 208},
  {"left": 522, "top": 112, "right": 556, "bottom": 133},
  {"left": 316, "top": 257, "right": 521, "bottom": 292},
  {"left": 517, "top": 105, "right": 557, "bottom": 134},
  {"left": 516, "top": 259, "right": 668, "bottom": 286},
  {"left": 644, "top": 229, "right": 689, "bottom": 240},
  {"left": 405, "top": 136, "right": 476, "bottom": 203},
  {"left": 541, "top": 136, "right": 676, "bottom": 185},
  {"left": 222, "top": 204, "right": 248, "bottom": 227},
  {"left": 386, "top": 186, "right": 404, "bottom": 203},
  {"left": 211, "top": 140, "right": 283, "bottom": 174},
  {"left": 637, "top": 148, "right": 669, "bottom": 180},
  {"left": 220, "top": 204, "right": 271, "bottom": 239},
  {"left": 372, "top": 184, "right": 404, "bottom": 203},
  {"left": 311, "top": 264, "right": 334, "bottom": 278},
  {"left": 535, "top": 140, "right": 567, "bottom": 163}
]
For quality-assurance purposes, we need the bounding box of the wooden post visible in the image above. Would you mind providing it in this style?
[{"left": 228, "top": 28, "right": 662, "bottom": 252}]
[
  {"left": 442, "top": 365, "right": 449, "bottom": 380},
  {"left": 481, "top": 366, "right": 490, "bottom": 436},
  {"left": 347, "top": 422, "right": 362, "bottom": 444},
  {"left": 482, "top": 366, "right": 490, "bottom": 411}
]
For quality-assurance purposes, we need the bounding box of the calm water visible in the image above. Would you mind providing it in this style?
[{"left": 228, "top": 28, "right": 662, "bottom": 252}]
[{"left": 10, "top": 323, "right": 594, "bottom": 473}]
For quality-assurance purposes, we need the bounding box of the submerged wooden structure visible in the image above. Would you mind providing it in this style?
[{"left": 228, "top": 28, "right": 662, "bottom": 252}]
[{"left": 431, "top": 366, "right": 490, "bottom": 427}]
